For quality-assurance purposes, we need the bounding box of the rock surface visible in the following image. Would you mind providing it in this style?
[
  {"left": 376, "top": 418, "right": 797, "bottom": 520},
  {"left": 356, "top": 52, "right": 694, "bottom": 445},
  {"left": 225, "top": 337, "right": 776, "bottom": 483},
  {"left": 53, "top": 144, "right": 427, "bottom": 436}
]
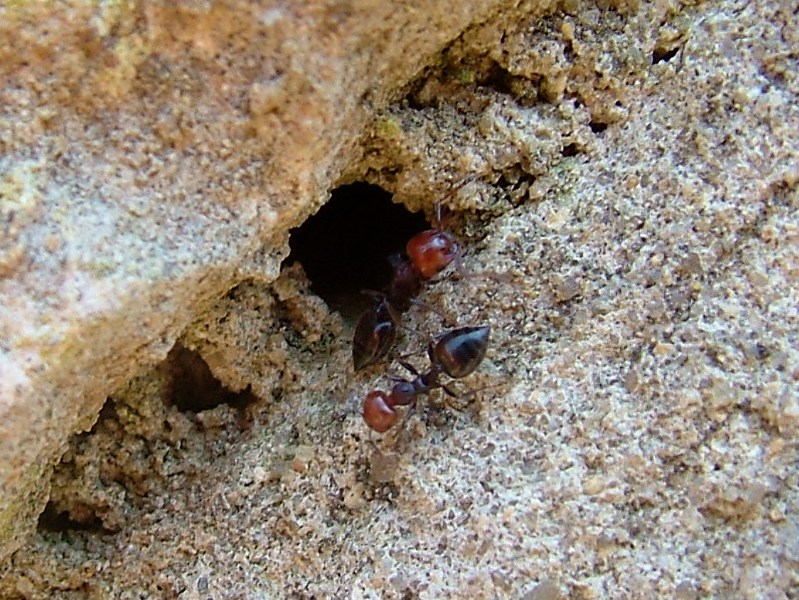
[
  {"left": 0, "top": 0, "right": 506, "bottom": 563},
  {"left": 1, "top": 0, "right": 798, "bottom": 598}
]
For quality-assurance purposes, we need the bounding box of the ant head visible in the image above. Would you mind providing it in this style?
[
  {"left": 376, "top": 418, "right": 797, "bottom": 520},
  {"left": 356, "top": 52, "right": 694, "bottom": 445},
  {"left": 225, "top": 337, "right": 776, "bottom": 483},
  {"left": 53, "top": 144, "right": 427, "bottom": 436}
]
[
  {"left": 363, "top": 391, "right": 399, "bottom": 433},
  {"left": 406, "top": 230, "right": 460, "bottom": 280}
]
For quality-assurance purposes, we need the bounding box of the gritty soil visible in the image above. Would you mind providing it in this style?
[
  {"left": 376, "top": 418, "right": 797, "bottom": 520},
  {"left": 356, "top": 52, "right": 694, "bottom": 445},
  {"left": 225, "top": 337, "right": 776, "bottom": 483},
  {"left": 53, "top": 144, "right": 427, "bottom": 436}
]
[{"left": 1, "top": 0, "right": 797, "bottom": 598}]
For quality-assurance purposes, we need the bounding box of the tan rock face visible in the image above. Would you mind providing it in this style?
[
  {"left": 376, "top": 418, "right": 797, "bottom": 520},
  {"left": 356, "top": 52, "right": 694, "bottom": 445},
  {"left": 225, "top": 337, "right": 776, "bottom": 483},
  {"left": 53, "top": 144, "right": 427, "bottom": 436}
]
[
  {"left": 2, "top": 0, "right": 799, "bottom": 597},
  {"left": 0, "top": 0, "right": 510, "bottom": 562}
]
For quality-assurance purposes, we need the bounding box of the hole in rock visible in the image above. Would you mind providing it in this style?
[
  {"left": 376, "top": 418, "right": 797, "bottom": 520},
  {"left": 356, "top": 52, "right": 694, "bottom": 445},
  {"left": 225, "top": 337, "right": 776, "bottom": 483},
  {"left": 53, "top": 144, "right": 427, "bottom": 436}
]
[
  {"left": 483, "top": 62, "right": 515, "bottom": 96},
  {"left": 165, "top": 342, "right": 258, "bottom": 413},
  {"left": 652, "top": 46, "right": 680, "bottom": 64},
  {"left": 38, "top": 501, "right": 106, "bottom": 534},
  {"left": 561, "top": 143, "right": 579, "bottom": 157},
  {"left": 286, "top": 182, "right": 428, "bottom": 322}
]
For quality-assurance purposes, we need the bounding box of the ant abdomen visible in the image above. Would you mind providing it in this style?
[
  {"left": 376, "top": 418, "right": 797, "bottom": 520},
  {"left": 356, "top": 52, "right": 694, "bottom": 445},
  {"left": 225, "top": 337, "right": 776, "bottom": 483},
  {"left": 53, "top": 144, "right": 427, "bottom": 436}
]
[
  {"left": 431, "top": 326, "right": 490, "bottom": 379},
  {"left": 352, "top": 299, "right": 397, "bottom": 370}
]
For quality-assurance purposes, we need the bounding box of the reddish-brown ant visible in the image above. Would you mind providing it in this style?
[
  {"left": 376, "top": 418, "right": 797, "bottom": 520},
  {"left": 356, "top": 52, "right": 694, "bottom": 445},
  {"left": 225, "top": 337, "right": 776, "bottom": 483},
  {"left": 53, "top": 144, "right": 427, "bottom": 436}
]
[
  {"left": 352, "top": 199, "right": 462, "bottom": 370},
  {"left": 354, "top": 252, "right": 425, "bottom": 363},
  {"left": 362, "top": 326, "right": 490, "bottom": 433}
]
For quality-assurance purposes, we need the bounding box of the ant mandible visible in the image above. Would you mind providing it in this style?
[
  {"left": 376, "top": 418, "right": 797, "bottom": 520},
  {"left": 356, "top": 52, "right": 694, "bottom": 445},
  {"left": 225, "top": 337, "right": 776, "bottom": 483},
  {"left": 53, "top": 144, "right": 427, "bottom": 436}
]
[
  {"left": 362, "top": 325, "right": 490, "bottom": 433},
  {"left": 352, "top": 196, "right": 463, "bottom": 371}
]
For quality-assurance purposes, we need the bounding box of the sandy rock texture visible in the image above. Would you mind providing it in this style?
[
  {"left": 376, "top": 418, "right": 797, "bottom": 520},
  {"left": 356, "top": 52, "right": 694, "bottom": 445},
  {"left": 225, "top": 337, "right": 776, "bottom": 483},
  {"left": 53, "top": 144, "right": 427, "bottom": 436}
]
[
  {"left": 1, "top": 0, "right": 798, "bottom": 598},
  {"left": 0, "top": 0, "right": 509, "bottom": 563}
]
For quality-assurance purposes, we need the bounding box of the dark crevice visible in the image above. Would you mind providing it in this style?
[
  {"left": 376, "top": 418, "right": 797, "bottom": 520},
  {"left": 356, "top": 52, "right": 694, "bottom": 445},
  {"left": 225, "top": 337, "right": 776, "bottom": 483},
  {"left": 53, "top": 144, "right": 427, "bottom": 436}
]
[
  {"left": 495, "top": 169, "right": 538, "bottom": 205},
  {"left": 402, "top": 75, "right": 433, "bottom": 110},
  {"left": 561, "top": 143, "right": 580, "bottom": 157},
  {"left": 165, "top": 343, "right": 259, "bottom": 413},
  {"left": 652, "top": 45, "right": 680, "bottom": 64},
  {"left": 38, "top": 501, "right": 109, "bottom": 534},
  {"left": 480, "top": 62, "right": 541, "bottom": 105},
  {"left": 589, "top": 121, "right": 608, "bottom": 133},
  {"left": 285, "top": 182, "right": 428, "bottom": 321},
  {"left": 482, "top": 62, "right": 515, "bottom": 96}
]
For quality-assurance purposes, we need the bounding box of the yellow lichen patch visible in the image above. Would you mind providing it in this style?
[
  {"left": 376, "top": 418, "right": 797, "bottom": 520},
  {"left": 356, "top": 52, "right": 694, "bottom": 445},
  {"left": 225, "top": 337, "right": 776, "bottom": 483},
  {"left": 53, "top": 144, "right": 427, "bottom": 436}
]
[
  {"left": 90, "top": 0, "right": 138, "bottom": 38},
  {"left": 0, "top": 162, "right": 42, "bottom": 218},
  {"left": 373, "top": 115, "right": 403, "bottom": 141},
  {"left": 89, "top": 35, "right": 151, "bottom": 101},
  {"left": 0, "top": 162, "right": 45, "bottom": 275}
]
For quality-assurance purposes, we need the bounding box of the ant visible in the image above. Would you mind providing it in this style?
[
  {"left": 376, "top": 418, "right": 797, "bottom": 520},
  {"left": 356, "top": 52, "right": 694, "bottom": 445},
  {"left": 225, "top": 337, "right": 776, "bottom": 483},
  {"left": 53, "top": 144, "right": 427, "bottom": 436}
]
[
  {"left": 352, "top": 200, "right": 462, "bottom": 370},
  {"left": 362, "top": 326, "right": 490, "bottom": 433}
]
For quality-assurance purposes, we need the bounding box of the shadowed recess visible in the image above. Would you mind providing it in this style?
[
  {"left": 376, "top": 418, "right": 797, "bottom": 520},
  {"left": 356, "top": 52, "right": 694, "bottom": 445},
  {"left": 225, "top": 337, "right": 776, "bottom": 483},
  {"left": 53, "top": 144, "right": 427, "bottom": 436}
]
[
  {"left": 285, "top": 182, "right": 428, "bottom": 321},
  {"left": 652, "top": 45, "right": 680, "bottom": 64},
  {"left": 165, "top": 343, "right": 259, "bottom": 413},
  {"left": 38, "top": 501, "right": 107, "bottom": 534}
]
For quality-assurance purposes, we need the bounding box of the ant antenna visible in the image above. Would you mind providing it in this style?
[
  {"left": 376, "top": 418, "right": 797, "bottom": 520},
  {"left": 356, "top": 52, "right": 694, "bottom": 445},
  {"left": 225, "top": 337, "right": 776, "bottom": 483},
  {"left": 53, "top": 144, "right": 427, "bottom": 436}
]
[
  {"left": 439, "top": 173, "right": 482, "bottom": 205},
  {"left": 421, "top": 172, "right": 483, "bottom": 227},
  {"left": 444, "top": 380, "right": 507, "bottom": 415}
]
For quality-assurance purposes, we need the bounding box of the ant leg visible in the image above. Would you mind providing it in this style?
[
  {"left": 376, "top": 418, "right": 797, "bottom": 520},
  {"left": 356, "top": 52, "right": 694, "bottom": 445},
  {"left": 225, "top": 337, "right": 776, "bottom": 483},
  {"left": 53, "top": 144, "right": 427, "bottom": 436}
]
[
  {"left": 398, "top": 360, "right": 420, "bottom": 377},
  {"left": 368, "top": 432, "right": 382, "bottom": 454},
  {"left": 448, "top": 381, "right": 508, "bottom": 418},
  {"left": 360, "top": 289, "right": 403, "bottom": 326},
  {"left": 440, "top": 383, "right": 473, "bottom": 413},
  {"left": 450, "top": 265, "right": 521, "bottom": 288},
  {"left": 400, "top": 403, "right": 417, "bottom": 430},
  {"left": 409, "top": 296, "right": 458, "bottom": 327},
  {"left": 389, "top": 402, "right": 418, "bottom": 447},
  {"left": 442, "top": 383, "right": 460, "bottom": 398},
  {"left": 359, "top": 289, "right": 387, "bottom": 301}
]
